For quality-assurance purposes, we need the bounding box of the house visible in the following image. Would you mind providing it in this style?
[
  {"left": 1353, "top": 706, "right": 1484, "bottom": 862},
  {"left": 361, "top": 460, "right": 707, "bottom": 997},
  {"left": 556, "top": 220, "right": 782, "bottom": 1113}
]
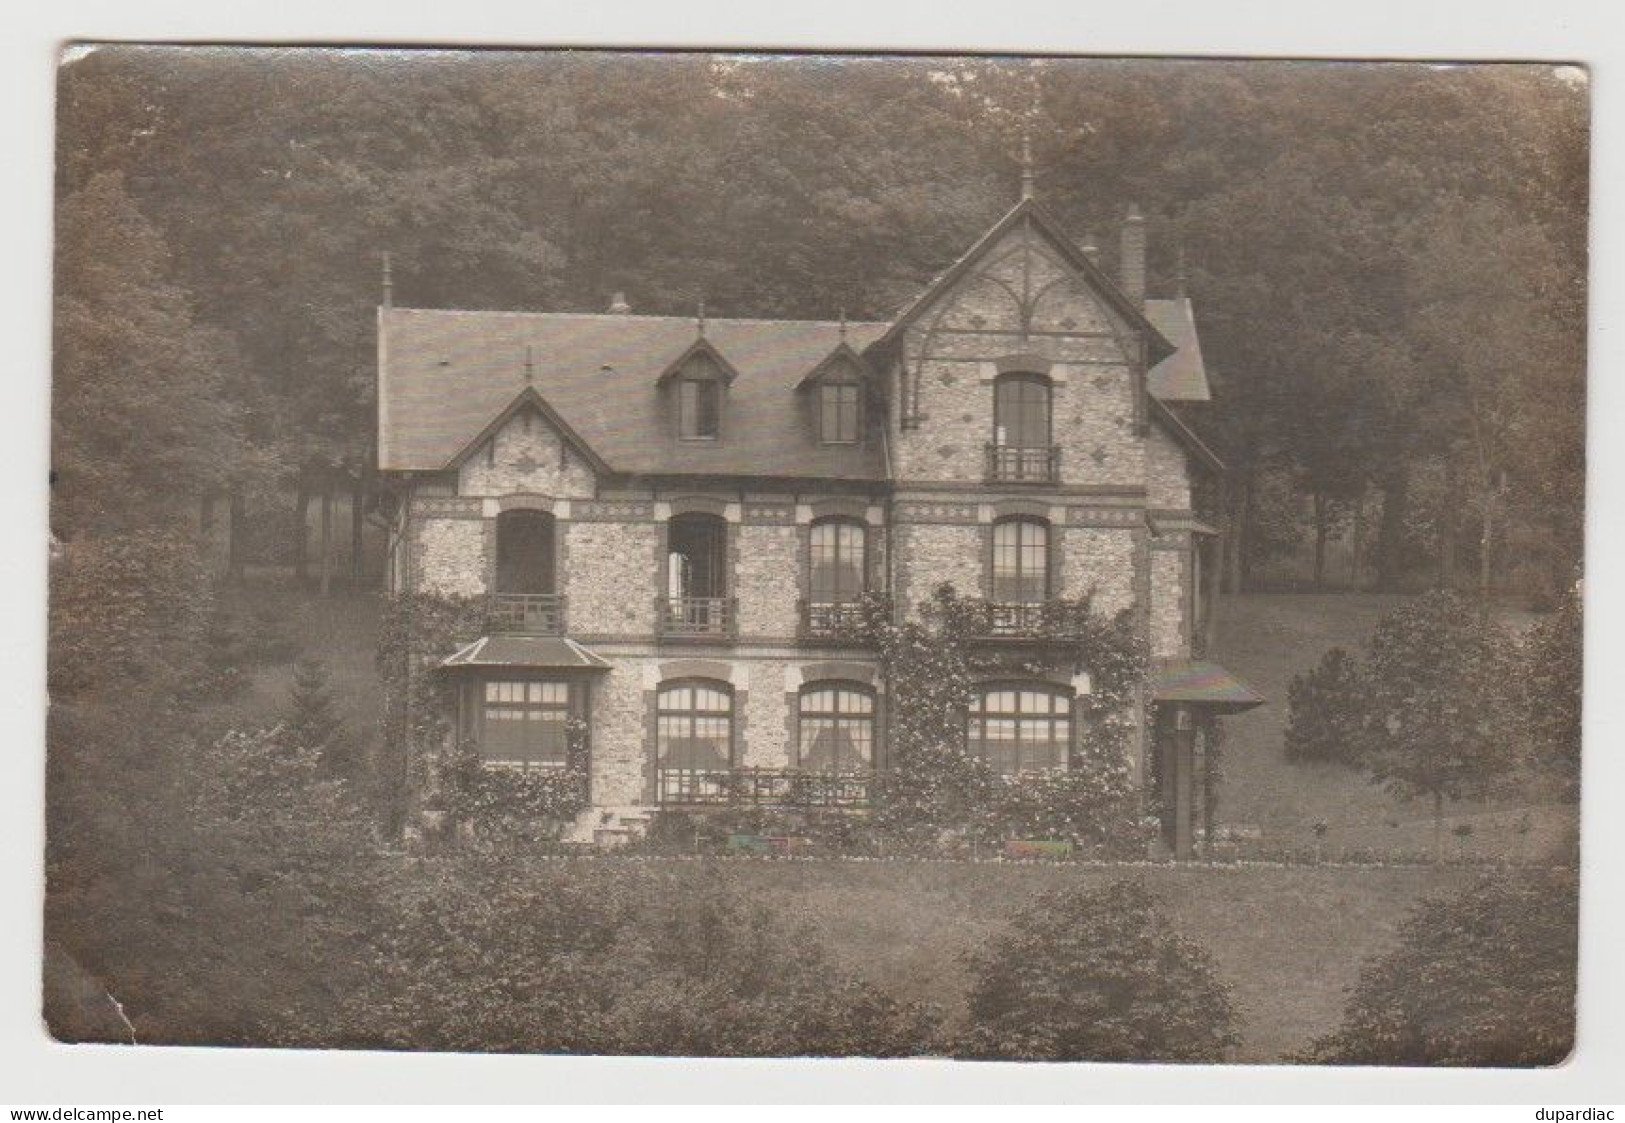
[{"left": 376, "top": 183, "right": 1263, "bottom": 857}]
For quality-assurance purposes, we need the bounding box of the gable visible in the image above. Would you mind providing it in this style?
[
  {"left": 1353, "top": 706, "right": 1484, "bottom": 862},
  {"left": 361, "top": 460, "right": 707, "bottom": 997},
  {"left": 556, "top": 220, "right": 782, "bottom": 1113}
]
[{"left": 878, "top": 199, "right": 1174, "bottom": 366}]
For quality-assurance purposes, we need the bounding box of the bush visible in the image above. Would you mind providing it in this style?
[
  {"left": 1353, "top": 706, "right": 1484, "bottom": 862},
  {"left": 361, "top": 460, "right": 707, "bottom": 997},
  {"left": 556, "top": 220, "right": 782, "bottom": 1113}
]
[
  {"left": 952, "top": 879, "right": 1241, "bottom": 1062},
  {"left": 334, "top": 861, "right": 935, "bottom": 1056},
  {"left": 1305, "top": 870, "right": 1577, "bottom": 1065},
  {"left": 1285, "top": 647, "right": 1363, "bottom": 763}
]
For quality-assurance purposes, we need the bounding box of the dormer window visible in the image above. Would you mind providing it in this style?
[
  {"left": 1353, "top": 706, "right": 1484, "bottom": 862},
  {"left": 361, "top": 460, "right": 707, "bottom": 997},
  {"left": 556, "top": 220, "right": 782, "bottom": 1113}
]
[
  {"left": 679, "top": 377, "right": 721, "bottom": 440},
  {"left": 819, "top": 382, "right": 860, "bottom": 444},
  {"left": 659, "top": 341, "right": 737, "bottom": 443},
  {"left": 799, "top": 343, "right": 870, "bottom": 446}
]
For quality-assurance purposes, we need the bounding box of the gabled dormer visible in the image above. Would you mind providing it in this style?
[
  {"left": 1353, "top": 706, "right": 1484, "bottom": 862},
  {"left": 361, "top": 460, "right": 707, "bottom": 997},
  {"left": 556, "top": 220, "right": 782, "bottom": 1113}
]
[
  {"left": 796, "top": 339, "right": 872, "bottom": 446},
  {"left": 657, "top": 337, "right": 739, "bottom": 442}
]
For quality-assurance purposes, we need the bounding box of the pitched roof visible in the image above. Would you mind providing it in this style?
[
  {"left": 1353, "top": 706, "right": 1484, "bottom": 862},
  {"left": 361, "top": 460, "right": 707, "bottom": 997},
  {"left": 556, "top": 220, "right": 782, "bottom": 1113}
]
[
  {"left": 1144, "top": 297, "right": 1212, "bottom": 402},
  {"left": 1152, "top": 658, "right": 1266, "bottom": 712},
  {"left": 440, "top": 635, "right": 612, "bottom": 671},
  {"left": 378, "top": 309, "right": 889, "bottom": 477},
  {"left": 873, "top": 197, "right": 1176, "bottom": 367}
]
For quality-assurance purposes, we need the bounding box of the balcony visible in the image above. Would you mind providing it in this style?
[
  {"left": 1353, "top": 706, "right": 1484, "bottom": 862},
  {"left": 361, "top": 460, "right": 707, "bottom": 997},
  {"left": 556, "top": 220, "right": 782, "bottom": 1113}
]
[
  {"left": 974, "top": 599, "right": 1095, "bottom": 640},
  {"left": 659, "top": 595, "right": 736, "bottom": 640},
  {"left": 657, "top": 766, "right": 872, "bottom": 808},
  {"left": 487, "top": 592, "right": 566, "bottom": 635},
  {"left": 798, "top": 597, "right": 889, "bottom": 641},
  {"left": 986, "top": 443, "right": 1061, "bottom": 484}
]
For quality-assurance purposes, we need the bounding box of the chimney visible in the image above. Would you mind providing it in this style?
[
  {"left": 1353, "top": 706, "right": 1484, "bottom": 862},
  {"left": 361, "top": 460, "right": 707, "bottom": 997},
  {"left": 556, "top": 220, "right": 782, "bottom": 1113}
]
[
  {"left": 1119, "top": 205, "right": 1146, "bottom": 309},
  {"left": 381, "top": 251, "right": 393, "bottom": 308},
  {"left": 608, "top": 291, "right": 631, "bottom": 314}
]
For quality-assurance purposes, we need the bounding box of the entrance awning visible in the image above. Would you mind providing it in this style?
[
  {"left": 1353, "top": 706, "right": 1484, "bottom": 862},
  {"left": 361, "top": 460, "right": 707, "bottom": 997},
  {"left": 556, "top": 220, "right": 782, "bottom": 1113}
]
[
  {"left": 440, "top": 635, "right": 612, "bottom": 672},
  {"left": 1151, "top": 658, "right": 1265, "bottom": 713}
]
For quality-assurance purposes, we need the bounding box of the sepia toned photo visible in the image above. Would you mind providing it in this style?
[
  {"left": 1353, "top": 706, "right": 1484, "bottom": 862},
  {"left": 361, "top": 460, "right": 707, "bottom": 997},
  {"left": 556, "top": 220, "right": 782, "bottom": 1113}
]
[{"left": 46, "top": 46, "right": 1587, "bottom": 1066}]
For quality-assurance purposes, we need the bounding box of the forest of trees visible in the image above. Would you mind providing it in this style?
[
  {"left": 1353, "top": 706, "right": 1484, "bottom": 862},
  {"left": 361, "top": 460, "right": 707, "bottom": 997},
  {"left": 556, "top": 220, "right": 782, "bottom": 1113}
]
[{"left": 52, "top": 49, "right": 1586, "bottom": 593}]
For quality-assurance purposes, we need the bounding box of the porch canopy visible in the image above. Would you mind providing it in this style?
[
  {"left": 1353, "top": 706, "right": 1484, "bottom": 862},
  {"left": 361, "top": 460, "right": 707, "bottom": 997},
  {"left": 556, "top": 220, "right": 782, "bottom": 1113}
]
[
  {"left": 439, "top": 635, "right": 612, "bottom": 672},
  {"left": 1151, "top": 658, "right": 1265, "bottom": 714}
]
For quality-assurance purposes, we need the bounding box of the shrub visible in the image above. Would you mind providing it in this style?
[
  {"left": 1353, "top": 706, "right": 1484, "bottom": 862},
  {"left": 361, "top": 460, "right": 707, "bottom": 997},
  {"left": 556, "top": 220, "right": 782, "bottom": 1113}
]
[
  {"left": 1305, "top": 871, "right": 1577, "bottom": 1065},
  {"left": 1284, "top": 646, "right": 1364, "bottom": 763},
  {"left": 424, "top": 733, "right": 590, "bottom": 844},
  {"left": 953, "top": 879, "right": 1241, "bottom": 1062}
]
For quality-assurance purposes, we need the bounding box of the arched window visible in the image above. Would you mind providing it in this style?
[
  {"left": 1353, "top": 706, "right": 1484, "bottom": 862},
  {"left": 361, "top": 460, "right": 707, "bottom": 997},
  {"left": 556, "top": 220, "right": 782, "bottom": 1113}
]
[
  {"left": 994, "top": 373, "right": 1052, "bottom": 448},
  {"left": 992, "top": 517, "right": 1050, "bottom": 603},
  {"left": 809, "top": 518, "right": 867, "bottom": 604},
  {"left": 495, "top": 509, "right": 555, "bottom": 594},
  {"left": 797, "top": 683, "right": 875, "bottom": 771},
  {"left": 656, "top": 679, "right": 734, "bottom": 772},
  {"left": 967, "top": 684, "right": 1073, "bottom": 775}
]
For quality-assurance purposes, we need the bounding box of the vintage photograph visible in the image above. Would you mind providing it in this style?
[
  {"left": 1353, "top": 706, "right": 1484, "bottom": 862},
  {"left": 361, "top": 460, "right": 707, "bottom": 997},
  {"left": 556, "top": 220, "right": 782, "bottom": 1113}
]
[{"left": 46, "top": 47, "right": 1586, "bottom": 1064}]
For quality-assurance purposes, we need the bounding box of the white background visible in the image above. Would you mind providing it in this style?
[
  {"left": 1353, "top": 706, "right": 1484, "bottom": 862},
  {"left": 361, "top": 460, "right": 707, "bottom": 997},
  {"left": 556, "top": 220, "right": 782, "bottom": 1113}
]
[{"left": 1, "top": 0, "right": 1620, "bottom": 1106}]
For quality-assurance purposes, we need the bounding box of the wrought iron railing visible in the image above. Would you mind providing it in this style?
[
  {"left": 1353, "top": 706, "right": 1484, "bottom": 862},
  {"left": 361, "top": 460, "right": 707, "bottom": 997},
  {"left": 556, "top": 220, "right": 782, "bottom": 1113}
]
[
  {"left": 487, "top": 592, "right": 566, "bottom": 634},
  {"left": 659, "top": 596, "right": 736, "bottom": 639},
  {"left": 977, "top": 599, "right": 1095, "bottom": 639},
  {"left": 798, "top": 597, "right": 889, "bottom": 640},
  {"left": 656, "top": 766, "right": 873, "bottom": 808},
  {"left": 986, "top": 443, "right": 1061, "bottom": 483}
]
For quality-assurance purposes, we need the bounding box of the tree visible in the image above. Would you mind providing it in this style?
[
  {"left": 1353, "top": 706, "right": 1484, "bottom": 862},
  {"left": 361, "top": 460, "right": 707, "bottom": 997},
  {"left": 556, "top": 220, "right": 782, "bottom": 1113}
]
[
  {"left": 1281, "top": 592, "right": 1525, "bottom": 859},
  {"left": 284, "top": 657, "right": 350, "bottom": 775},
  {"left": 954, "top": 879, "right": 1241, "bottom": 1062},
  {"left": 1306, "top": 871, "right": 1577, "bottom": 1066}
]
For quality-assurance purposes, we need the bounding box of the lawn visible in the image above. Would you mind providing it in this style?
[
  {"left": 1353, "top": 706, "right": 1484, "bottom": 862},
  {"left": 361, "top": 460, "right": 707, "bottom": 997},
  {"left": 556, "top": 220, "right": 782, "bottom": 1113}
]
[{"left": 203, "top": 581, "right": 1576, "bottom": 1060}]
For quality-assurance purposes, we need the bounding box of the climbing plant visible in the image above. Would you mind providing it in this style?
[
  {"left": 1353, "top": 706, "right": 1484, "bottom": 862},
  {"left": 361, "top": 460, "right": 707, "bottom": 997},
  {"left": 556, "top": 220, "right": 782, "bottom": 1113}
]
[{"left": 841, "top": 584, "right": 1153, "bottom": 851}]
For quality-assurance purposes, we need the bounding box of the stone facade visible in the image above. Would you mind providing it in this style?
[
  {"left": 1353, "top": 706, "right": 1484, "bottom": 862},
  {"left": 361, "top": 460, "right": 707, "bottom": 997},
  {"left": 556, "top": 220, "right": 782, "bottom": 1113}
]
[{"left": 383, "top": 199, "right": 1221, "bottom": 825}]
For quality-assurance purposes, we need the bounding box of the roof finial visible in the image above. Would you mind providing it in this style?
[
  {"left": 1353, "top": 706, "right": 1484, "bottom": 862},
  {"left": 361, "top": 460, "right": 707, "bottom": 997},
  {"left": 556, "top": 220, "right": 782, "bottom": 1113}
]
[
  {"left": 838, "top": 307, "right": 848, "bottom": 342},
  {"left": 696, "top": 299, "right": 707, "bottom": 338},
  {"left": 1020, "top": 123, "right": 1035, "bottom": 202},
  {"left": 381, "top": 251, "right": 393, "bottom": 308},
  {"left": 524, "top": 345, "right": 535, "bottom": 384}
]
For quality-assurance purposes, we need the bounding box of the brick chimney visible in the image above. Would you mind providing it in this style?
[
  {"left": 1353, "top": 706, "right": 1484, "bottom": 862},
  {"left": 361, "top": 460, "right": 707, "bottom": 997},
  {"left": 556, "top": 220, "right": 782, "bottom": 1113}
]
[
  {"left": 608, "top": 291, "right": 631, "bottom": 314},
  {"left": 1119, "top": 205, "right": 1146, "bottom": 308}
]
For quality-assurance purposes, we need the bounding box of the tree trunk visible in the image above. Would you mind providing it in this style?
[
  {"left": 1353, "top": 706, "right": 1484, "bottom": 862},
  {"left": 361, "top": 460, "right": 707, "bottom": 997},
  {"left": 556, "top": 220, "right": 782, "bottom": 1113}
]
[
  {"left": 1433, "top": 790, "right": 1445, "bottom": 865},
  {"left": 1312, "top": 490, "right": 1329, "bottom": 590},
  {"left": 1351, "top": 490, "right": 1367, "bottom": 590},
  {"left": 1479, "top": 483, "right": 1494, "bottom": 627},
  {"left": 1439, "top": 459, "right": 1458, "bottom": 592},
  {"left": 1374, "top": 465, "right": 1410, "bottom": 592},
  {"left": 319, "top": 483, "right": 334, "bottom": 597},
  {"left": 351, "top": 474, "right": 366, "bottom": 586},
  {"left": 1226, "top": 468, "right": 1253, "bottom": 595},
  {"left": 293, "top": 482, "right": 312, "bottom": 584},
  {"left": 228, "top": 487, "right": 247, "bottom": 585}
]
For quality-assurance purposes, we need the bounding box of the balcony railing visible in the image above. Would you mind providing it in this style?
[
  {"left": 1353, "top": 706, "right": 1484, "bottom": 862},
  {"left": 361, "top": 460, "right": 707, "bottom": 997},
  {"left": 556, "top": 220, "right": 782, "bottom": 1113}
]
[
  {"left": 657, "top": 766, "right": 872, "bottom": 808},
  {"left": 975, "top": 599, "right": 1095, "bottom": 639},
  {"left": 659, "top": 595, "right": 736, "bottom": 639},
  {"left": 799, "top": 597, "right": 887, "bottom": 640},
  {"left": 487, "top": 592, "right": 566, "bottom": 635},
  {"left": 986, "top": 443, "right": 1061, "bottom": 483}
]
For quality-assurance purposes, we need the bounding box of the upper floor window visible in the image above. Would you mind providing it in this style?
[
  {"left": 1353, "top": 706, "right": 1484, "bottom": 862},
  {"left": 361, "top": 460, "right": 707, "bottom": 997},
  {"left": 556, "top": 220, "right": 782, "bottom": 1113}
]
[
  {"left": 809, "top": 518, "right": 866, "bottom": 604},
  {"left": 819, "top": 382, "right": 860, "bottom": 444},
  {"left": 797, "top": 683, "right": 875, "bottom": 771},
  {"left": 679, "top": 377, "right": 721, "bottom": 440},
  {"left": 992, "top": 517, "right": 1050, "bottom": 603},
  {"left": 481, "top": 680, "right": 570, "bottom": 769},
  {"left": 966, "top": 684, "right": 1073, "bottom": 775},
  {"left": 994, "top": 373, "right": 1053, "bottom": 448}
]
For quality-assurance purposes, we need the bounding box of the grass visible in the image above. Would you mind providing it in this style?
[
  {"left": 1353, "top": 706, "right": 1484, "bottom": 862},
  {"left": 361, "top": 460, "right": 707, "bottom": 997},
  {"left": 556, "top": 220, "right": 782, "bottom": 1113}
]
[
  {"left": 204, "top": 580, "right": 1576, "bottom": 1060},
  {"left": 1214, "top": 593, "right": 1577, "bottom": 861}
]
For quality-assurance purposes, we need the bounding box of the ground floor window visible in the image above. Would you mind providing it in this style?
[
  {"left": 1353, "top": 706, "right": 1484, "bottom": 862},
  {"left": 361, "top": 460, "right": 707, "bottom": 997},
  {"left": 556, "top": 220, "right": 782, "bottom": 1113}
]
[
  {"left": 797, "top": 683, "right": 875, "bottom": 771},
  {"left": 481, "top": 680, "right": 570, "bottom": 769},
  {"left": 966, "top": 684, "right": 1073, "bottom": 775},
  {"left": 656, "top": 679, "right": 734, "bottom": 770}
]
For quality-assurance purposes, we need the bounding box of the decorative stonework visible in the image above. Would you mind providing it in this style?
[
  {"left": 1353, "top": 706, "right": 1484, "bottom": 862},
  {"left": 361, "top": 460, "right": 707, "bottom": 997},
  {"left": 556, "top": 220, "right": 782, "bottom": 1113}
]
[
  {"left": 1067, "top": 507, "right": 1144, "bottom": 527},
  {"left": 412, "top": 496, "right": 482, "bottom": 519},
  {"left": 573, "top": 500, "right": 655, "bottom": 521},
  {"left": 895, "top": 502, "right": 980, "bottom": 524}
]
